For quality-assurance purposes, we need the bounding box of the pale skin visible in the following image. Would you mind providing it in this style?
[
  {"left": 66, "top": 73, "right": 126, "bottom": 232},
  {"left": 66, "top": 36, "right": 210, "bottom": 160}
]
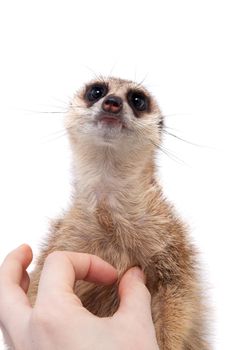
[{"left": 0, "top": 245, "right": 159, "bottom": 350}]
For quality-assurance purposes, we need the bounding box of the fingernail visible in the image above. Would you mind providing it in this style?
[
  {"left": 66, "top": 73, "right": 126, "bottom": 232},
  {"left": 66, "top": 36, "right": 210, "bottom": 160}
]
[
  {"left": 17, "top": 244, "right": 27, "bottom": 250},
  {"left": 17, "top": 244, "right": 32, "bottom": 256},
  {"left": 130, "top": 267, "right": 146, "bottom": 283}
]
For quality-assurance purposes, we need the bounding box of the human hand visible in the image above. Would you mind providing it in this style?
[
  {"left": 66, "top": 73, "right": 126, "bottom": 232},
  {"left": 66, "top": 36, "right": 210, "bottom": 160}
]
[{"left": 0, "top": 245, "right": 158, "bottom": 350}]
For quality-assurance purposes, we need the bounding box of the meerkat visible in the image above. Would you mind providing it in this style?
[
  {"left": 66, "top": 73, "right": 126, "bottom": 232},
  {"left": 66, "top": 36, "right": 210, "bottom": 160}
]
[{"left": 28, "top": 77, "right": 209, "bottom": 350}]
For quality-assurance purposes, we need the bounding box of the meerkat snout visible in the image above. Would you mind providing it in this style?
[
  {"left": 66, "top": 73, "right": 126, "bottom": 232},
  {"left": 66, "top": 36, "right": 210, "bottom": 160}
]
[{"left": 102, "top": 95, "right": 123, "bottom": 114}]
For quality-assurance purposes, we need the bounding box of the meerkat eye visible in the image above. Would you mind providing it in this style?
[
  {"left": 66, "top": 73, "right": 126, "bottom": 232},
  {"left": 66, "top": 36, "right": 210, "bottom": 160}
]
[
  {"left": 86, "top": 84, "right": 108, "bottom": 102},
  {"left": 127, "top": 91, "right": 148, "bottom": 113}
]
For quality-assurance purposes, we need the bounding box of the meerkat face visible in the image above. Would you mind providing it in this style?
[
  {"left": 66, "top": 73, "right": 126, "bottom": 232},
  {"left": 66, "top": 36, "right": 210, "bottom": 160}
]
[{"left": 66, "top": 77, "right": 163, "bottom": 152}]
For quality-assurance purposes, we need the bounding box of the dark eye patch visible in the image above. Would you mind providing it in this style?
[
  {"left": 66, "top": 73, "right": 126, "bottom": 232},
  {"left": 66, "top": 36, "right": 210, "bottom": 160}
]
[
  {"left": 85, "top": 83, "right": 108, "bottom": 104},
  {"left": 127, "top": 90, "right": 150, "bottom": 116}
]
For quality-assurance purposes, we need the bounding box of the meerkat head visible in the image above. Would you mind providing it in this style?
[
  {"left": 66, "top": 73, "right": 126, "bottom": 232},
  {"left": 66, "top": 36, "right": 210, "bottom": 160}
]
[{"left": 66, "top": 77, "right": 163, "bottom": 157}]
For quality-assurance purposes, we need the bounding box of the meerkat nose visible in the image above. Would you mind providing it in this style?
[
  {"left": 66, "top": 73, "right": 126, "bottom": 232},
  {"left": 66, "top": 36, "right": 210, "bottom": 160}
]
[{"left": 102, "top": 95, "right": 123, "bottom": 114}]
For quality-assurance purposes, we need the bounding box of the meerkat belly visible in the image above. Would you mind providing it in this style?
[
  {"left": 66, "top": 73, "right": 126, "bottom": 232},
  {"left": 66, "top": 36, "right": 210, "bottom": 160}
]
[
  {"left": 73, "top": 244, "right": 134, "bottom": 317},
  {"left": 74, "top": 280, "right": 119, "bottom": 317},
  {"left": 71, "top": 221, "right": 141, "bottom": 317}
]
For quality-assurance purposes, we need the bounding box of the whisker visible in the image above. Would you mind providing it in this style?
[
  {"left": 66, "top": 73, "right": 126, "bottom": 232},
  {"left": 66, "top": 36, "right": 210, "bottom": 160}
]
[
  {"left": 162, "top": 113, "right": 192, "bottom": 118},
  {"left": 157, "top": 144, "right": 187, "bottom": 166},
  {"left": 41, "top": 131, "right": 68, "bottom": 143},
  {"left": 25, "top": 104, "right": 85, "bottom": 115},
  {"left": 163, "top": 129, "right": 206, "bottom": 148},
  {"left": 40, "top": 122, "right": 77, "bottom": 142},
  {"left": 135, "top": 73, "right": 149, "bottom": 89},
  {"left": 146, "top": 137, "right": 187, "bottom": 165},
  {"left": 32, "top": 111, "right": 67, "bottom": 114},
  {"left": 82, "top": 66, "right": 105, "bottom": 83},
  {"left": 162, "top": 125, "right": 181, "bottom": 132},
  {"left": 45, "top": 128, "right": 68, "bottom": 137},
  {"left": 16, "top": 108, "right": 68, "bottom": 115},
  {"left": 50, "top": 96, "right": 71, "bottom": 107}
]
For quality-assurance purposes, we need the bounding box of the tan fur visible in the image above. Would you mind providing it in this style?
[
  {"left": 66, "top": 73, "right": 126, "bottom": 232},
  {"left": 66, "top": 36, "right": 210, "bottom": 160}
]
[{"left": 28, "top": 77, "right": 210, "bottom": 349}]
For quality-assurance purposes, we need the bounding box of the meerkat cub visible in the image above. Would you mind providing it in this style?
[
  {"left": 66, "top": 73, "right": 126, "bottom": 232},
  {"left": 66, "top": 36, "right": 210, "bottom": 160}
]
[{"left": 28, "top": 77, "right": 209, "bottom": 349}]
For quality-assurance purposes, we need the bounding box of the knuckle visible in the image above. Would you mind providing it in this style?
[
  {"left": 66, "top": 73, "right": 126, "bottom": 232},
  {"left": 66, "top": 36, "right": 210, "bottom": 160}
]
[
  {"left": 31, "top": 306, "right": 49, "bottom": 326},
  {"left": 30, "top": 307, "right": 48, "bottom": 329}
]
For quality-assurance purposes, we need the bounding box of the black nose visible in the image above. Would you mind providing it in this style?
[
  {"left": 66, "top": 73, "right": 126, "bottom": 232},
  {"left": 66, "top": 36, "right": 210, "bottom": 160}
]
[{"left": 102, "top": 95, "right": 123, "bottom": 114}]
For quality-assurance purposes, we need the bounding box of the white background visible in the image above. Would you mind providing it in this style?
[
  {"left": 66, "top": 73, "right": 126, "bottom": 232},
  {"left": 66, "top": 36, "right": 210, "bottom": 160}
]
[{"left": 0, "top": 1, "right": 232, "bottom": 349}]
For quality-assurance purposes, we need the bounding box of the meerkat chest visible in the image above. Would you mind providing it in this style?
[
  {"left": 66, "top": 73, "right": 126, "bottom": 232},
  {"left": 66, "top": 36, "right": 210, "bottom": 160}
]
[
  {"left": 69, "top": 180, "right": 166, "bottom": 272},
  {"left": 85, "top": 199, "right": 161, "bottom": 271}
]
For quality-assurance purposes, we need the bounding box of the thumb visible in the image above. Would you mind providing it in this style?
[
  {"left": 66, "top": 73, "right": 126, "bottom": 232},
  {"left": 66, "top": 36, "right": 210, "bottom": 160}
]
[{"left": 116, "top": 267, "right": 152, "bottom": 321}]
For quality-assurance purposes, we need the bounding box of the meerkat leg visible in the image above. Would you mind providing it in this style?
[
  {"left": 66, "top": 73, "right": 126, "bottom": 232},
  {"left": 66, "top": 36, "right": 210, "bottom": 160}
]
[{"left": 151, "top": 285, "right": 208, "bottom": 350}]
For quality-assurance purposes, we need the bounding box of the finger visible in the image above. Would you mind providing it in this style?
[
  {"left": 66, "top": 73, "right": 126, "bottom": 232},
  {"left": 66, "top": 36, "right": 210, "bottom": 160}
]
[
  {"left": 20, "top": 270, "right": 30, "bottom": 293},
  {"left": 0, "top": 245, "right": 33, "bottom": 331},
  {"left": 37, "top": 251, "right": 117, "bottom": 303},
  {"left": 0, "top": 244, "right": 32, "bottom": 281},
  {"left": 0, "top": 244, "right": 32, "bottom": 296},
  {"left": 115, "top": 267, "right": 152, "bottom": 322}
]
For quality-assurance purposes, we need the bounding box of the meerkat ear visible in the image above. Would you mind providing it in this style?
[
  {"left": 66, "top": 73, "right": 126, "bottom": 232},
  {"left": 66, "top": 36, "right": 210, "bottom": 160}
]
[{"left": 158, "top": 116, "right": 164, "bottom": 131}]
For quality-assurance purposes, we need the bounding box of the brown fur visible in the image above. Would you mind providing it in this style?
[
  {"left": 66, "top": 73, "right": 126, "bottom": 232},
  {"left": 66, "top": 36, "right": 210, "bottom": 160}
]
[{"left": 28, "top": 77, "right": 210, "bottom": 349}]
